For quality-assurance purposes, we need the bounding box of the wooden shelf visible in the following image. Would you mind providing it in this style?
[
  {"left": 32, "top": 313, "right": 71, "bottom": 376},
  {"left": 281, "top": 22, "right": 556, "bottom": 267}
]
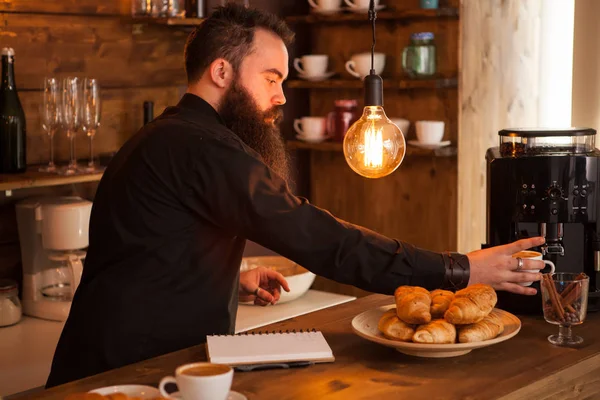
[
  {"left": 132, "top": 17, "right": 204, "bottom": 27},
  {"left": 0, "top": 168, "right": 104, "bottom": 193},
  {"left": 286, "top": 140, "right": 457, "bottom": 157},
  {"left": 286, "top": 78, "right": 458, "bottom": 90},
  {"left": 286, "top": 8, "right": 459, "bottom": 24}
]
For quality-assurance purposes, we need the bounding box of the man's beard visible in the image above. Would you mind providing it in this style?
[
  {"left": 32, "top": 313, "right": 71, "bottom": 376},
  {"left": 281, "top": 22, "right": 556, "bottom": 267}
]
[{"left": 218, "top": 79, "right": 291, "bottom": 185}]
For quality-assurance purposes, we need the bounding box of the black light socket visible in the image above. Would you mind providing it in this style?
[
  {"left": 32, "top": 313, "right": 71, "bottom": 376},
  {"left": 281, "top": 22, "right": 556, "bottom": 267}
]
[{"left": 364, "top": 72, "right": 383, "bottom": 107}]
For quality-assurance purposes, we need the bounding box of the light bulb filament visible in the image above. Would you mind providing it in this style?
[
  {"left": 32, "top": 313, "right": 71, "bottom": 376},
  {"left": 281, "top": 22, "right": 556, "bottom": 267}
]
[{"left": 364, "top": 122, "right": 383, "bottom": 169}]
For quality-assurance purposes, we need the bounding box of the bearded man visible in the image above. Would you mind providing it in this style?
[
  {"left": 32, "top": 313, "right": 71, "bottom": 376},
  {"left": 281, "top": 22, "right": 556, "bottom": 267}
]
[{"left": 46, "top": 4, "right": 545, "bottom": 387}]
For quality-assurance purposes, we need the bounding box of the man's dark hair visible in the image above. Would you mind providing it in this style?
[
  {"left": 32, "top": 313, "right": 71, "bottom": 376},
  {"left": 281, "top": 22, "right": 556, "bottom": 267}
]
[{"left": 184, "top": 4, "right": 295, "bottom": 83}]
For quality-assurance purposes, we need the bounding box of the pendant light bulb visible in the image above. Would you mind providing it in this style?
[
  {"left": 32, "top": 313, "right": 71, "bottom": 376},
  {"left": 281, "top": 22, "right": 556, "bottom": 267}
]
[{"left": 343, "top": 105, "right": 406, "bottom": 179}]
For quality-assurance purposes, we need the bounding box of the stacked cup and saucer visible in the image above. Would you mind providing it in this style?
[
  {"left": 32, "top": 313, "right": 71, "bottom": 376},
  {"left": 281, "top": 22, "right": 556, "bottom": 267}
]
[
  {"left": 308, "top": 0, "right": 343, "bottom": 15},
  {"left": 294, "top": 117, "right": 331, "bottom": 144},
  {"left": 294, "top": 54, "right": 335, "bottom": 82},
  {"left": 408, "top": 121, "right": 451, "bottom": 149}
]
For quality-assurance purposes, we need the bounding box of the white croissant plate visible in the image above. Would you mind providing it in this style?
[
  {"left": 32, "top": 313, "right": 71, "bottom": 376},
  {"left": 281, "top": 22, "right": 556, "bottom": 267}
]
[{"left": 352, "top": 305, "right": 521, "bottom": 358}]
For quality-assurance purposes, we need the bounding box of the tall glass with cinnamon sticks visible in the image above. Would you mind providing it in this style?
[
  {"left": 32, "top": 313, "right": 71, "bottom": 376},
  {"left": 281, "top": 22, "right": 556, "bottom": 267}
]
[{"left": 541, "top": 273, "right": 589, "bottom": 346}]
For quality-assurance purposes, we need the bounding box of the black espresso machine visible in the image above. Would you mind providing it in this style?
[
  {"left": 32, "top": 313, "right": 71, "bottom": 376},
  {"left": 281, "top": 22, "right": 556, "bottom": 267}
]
[{"left": 485, "top": 128, "right": 600, "bottom": 314}]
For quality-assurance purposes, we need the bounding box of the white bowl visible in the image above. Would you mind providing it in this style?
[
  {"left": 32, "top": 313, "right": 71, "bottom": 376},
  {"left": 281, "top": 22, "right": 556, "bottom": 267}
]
[{"left": 240, "top": 256, "right": 316, "bottom": 304}]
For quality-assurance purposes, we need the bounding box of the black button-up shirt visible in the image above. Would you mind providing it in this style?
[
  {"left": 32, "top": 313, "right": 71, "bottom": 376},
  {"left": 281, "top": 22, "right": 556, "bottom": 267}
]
[{"left": 47, "top": 94, "right": 446, "bottom": 387}]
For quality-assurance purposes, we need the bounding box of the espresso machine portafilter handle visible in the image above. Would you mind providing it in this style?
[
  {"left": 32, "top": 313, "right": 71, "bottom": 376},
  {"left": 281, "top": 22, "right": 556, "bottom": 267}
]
[{"left": 539, "top": 223, "right": 565, "bottom": 256}]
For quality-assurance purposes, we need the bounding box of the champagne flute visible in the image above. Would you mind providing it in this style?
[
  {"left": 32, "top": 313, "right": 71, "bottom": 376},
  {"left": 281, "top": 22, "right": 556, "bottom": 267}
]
[
  {"left": 39, "top": 77, "right": 61, "bottom": 173},
  {"left": 59, "top": 77, "right": 81, "bottom": 175},
  {"left": 81, "top": 78, "right": 102, "bottom": 172}
]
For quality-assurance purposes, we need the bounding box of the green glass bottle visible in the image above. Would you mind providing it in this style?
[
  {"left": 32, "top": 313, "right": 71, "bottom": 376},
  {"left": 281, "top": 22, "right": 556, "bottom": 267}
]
[{"left": 0, "top": 47, "right": 26, "bottom": 173}]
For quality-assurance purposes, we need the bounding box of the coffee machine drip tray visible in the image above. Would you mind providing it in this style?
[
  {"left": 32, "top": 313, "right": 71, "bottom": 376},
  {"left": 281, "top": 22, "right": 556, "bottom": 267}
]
[{"left": 499, "top": 128, "right": 596, "bottom": 157}]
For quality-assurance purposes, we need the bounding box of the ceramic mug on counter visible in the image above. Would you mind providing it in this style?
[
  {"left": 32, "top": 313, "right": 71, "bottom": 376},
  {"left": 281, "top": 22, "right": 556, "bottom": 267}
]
[
  {"left": 344, "top": 0, "right": 380, "bottom": 9},
  {"left": 159, "top": 362, "right": 233, "bottom": 400},
  {"left": 415, "top": 121, "right": 444, "bottom": 144},
  {"left": 345, "top": 53, "right": 385, "bottom": 79},
  {"left": 512, "top": 251, "right": 556, "bottom": 286},
  {"left": 293, "top": 55, "right": 329, "bottom": 78}
]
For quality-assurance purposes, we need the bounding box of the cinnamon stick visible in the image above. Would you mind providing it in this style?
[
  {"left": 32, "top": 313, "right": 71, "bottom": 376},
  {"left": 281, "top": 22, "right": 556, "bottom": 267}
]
[
  {"left": 566, "top": 304, "right": 576, "bottom": 314},
  {"left": 560, "top": 273, "right": 587, "bottom": 300},
  {"left": 543, "top": 275, "right": 565, "bottom": 321},
  {"left": 561, "top": 285, "right": 581, "bottom": 309}
]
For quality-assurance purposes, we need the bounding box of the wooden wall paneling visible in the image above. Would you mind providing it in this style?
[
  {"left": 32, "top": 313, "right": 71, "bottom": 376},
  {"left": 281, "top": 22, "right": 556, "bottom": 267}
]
[
  {"left": 23, "top": 85, "right": 183, "bottom": 165},
  {"left": 458, "top": 0, "right": 542, "bottom": 253},
  {"left": 2, "top": 14, "right": 188, "bottom": 90},
  {"left": 0, "top": 0, "right": 128, "bottom": 14}
]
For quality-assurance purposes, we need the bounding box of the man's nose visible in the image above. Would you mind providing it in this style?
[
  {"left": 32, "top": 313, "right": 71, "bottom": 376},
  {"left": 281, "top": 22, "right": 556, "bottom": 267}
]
[{"left": 273, "top": 86, "right": 286, "bottom": 106}]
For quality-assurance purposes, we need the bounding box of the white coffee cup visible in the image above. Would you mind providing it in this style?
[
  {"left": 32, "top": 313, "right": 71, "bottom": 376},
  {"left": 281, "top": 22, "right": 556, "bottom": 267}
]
[
  {"left": 294, "top": 117, "right": 326, "bottom": 138},
  {"left": 512, "top": 250, "right": 556, "bottom": 286},
  {"left": 344, "top": 0, "right": 379, "bottom": 9},
  {"left": 308, "top": 0, "right": 343, "bottom": 11},
  {"left": 345, "top": 53, "right": 385, "bottom": 79},
  {"left": 391, "top": 118, "right": 410, "bottom": 135},
  {"left": 159, "top": 362, "right": 233, "bottom": 400},
  {"left": 294, "top": 55, "right": 329, "bottom": 77},
  {"left": 415, "top": 120, "right": 445, "bottom": 144}
]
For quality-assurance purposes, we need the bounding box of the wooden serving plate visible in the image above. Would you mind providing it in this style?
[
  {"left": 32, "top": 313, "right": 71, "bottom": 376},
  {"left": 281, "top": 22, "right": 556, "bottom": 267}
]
[{"left": 351, "top": 305, "right": 521, "bottom": 358}]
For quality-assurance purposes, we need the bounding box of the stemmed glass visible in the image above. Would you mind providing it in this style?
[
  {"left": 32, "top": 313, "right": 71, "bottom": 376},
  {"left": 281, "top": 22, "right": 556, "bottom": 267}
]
[
  {"left": 60, "top": 77, "right": 81, "bottom": 175},
  {"left": 81, "top": 78, "right": 102, "bottom": 172},
  {"left": 541, "top": 272, "right": 589, "bottom": 346},
  {"left": 39, "top": 78, "right": 61, "bottom": 173}
]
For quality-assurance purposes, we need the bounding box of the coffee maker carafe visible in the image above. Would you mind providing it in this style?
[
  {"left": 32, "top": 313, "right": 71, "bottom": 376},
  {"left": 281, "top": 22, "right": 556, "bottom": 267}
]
[
  {"left": 16, "top": 197, "right": 92, "bottom": 321},
  {"left": 485, "top": 128, "right": 600, "bottom": 314}
]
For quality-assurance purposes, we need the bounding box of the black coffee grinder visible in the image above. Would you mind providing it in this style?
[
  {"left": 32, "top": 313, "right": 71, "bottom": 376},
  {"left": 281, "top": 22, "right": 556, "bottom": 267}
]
[{"left": 485, "top": 128, "right": 600, "bottom": 314}]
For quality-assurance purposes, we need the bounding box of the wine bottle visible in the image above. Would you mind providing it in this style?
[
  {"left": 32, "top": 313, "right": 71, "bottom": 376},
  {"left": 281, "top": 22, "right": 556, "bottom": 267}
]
[
  {"left": 143, "top": 101, "right": 154, "bottom": 125},
  {"left": 0, "top": 48, "right": 26, "bottom": 173}
]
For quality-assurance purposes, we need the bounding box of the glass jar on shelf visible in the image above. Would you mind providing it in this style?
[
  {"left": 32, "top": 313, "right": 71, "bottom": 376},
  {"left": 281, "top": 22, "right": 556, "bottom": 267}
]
[{"left": 402, "top": 32, "right": 436, "bottom": 78}]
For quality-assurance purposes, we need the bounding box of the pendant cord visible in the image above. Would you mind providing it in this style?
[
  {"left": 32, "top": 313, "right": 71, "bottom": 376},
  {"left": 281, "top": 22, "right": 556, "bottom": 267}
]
[{"left": 369, "top": 0, "right": 376, "bottom": 75}]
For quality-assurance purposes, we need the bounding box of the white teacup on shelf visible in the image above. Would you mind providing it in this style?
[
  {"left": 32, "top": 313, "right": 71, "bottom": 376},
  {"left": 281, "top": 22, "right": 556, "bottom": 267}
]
[
  {"left": 345, "top": 53, "right": 385, "bottom": 79},
  {"left": 294, "top": 55, "right": 329, "bottom": 78},
  {"left": 391, "top": 118, "right": 410, "bottom": 135},
  {"left": 344, "top": 0, "right": 380, "bottom": 9},
  {"left": 308, "top": 0, "right": 343, "bottom": 13},
  {"left": 294, "top": 117, "right": 327, "bottom": 142},
  {"left": 415, "top": 120, "right": 445, "bottom": 144}
]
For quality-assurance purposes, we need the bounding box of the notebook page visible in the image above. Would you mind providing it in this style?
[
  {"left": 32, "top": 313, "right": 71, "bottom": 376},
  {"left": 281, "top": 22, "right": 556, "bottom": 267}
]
[{"left": 207, "top": 331, "right": 334, "bottom": 365}]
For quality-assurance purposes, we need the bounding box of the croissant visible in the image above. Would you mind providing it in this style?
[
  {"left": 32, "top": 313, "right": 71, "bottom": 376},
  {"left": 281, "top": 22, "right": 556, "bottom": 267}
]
[
  {"left": 458, "top": 310, "right": 505, "bottom": 343},
  {"left": 430, "top": 289, "right": 455, "bottom": 319},
  {"left": 412, "top": 320, "right": 457, "bottom": 344},
  {"left": 395, "top": 286, "right": 432, "bottom": 324},
  {"left": 444, "top": 284, "right": 497, "bottom": 325},
  {"left": 378, "top": 308, "right": 415, "bottom": 341}
]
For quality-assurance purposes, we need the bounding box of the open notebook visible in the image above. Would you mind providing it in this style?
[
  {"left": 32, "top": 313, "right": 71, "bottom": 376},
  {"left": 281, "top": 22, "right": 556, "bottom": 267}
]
[{"left": 206, "top": 330, "right": 335, "bottom": 365}]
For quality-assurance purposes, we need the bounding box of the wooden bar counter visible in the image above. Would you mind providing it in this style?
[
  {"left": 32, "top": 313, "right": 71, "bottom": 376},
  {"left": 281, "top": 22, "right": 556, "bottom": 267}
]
[{"left": 17, "top": 295, "right": 600, "bottom": 400}]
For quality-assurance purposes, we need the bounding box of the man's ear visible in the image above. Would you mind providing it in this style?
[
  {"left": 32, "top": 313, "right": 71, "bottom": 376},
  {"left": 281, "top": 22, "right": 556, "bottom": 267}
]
[{"left": 208, "top": 58, "right": 234, "bottom": 89}]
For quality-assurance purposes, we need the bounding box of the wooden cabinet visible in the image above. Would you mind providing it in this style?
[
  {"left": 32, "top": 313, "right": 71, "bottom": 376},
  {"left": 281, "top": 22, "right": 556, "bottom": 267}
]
[{"left": 286, "top": 0, "right": 459, "bottom": 297}]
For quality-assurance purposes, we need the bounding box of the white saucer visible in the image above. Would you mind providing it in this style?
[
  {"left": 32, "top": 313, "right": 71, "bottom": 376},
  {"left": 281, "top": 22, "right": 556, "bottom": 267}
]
[
  {"left": 90, "top": 385, "right": 160, "bottom": 398},
  {"left": 296, "top": 134, "right": 330, "bottom": 144},
  {"left": 171, "top": 391, "right": 247, "bottom": 400},
  {"left": 310, "top": 7, "right": 342, "bottom": 15},
  {"left": 297, "top": 71, "right": 336, "bottom": 82},
  {"left": 408, "top": 140, "right": 451, "bottom": 150},
  {"left": 347, "top": 4, "right": 386, "bottom": 13}
]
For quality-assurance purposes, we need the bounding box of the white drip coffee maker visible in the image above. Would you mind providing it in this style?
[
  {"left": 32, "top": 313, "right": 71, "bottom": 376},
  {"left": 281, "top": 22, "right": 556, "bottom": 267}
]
[{"left": 16, "top": 197, "right": 92, "bottom": 321}]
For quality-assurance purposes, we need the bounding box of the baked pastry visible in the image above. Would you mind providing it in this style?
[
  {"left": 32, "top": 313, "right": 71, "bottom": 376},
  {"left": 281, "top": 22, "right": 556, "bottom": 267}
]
[
  {"left": 395, "top": 286, "right": 432, "bottom": 324},
  {"left": 444, "top": 284, "right": 497, "bottom": 325},
  {"left": 430, "top": 289, "right": 454, "bottom": 319},
  {"left": 458, "top": 310, "right": 505, "bottom": 343},
  {"left": 412, "top": 320, "right": 457, "bottom": 344},
  {"left": 378, "top": 308, "right": 415, "bottom": 341}
]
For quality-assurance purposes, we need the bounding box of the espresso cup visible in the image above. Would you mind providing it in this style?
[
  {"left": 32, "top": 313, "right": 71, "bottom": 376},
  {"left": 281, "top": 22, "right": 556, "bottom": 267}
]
[
  {"left": 415, "top": 120, "right": 445, "bottom": 144},
  {"left": 512, "top": 250, "right": 556, "bottom": 286},
  {"left": 294, "top": 55, "right": 328, "bottom": 77},
  {"left": 344, "top": 0, "right": 379, "bottom": 9},
  {"left": 294, "top": 117, "right": 326, "bottom": 139},
  {"left": 345, "top": 53, "right": 385, "bottom": 79},
  {"left": 159, "top": 362, "right": 233, "bottom": 400},
  {"left": 308, "top": 0, "right": 343, "bottom": 11}
]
